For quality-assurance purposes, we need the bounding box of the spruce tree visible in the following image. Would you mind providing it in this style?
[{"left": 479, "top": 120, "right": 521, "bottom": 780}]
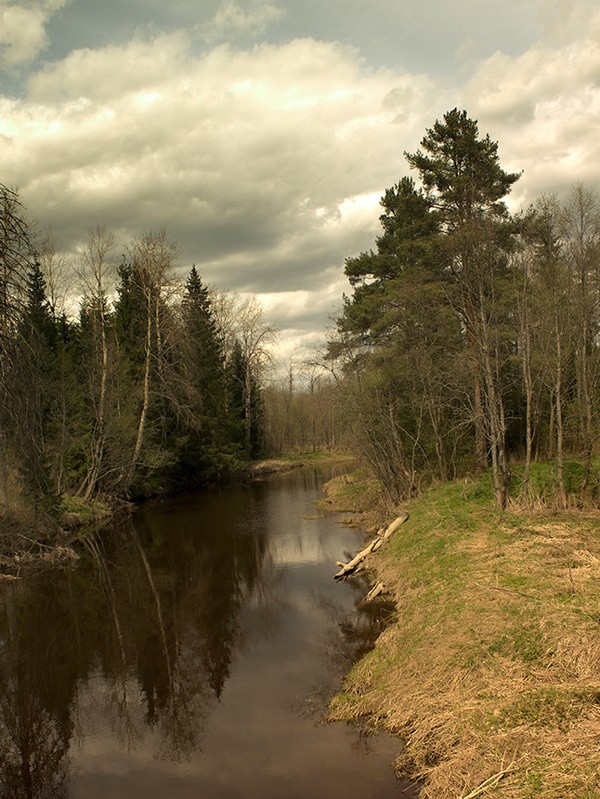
[
  {"left": 179, "top": 266, "right": 229, "bottom": 476},
  {"left": 15, "top": 261, "right": 62, "bottom": 506}
]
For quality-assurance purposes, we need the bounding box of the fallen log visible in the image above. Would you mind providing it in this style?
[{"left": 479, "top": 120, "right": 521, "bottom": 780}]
[
  {"left": 362, "top": 581, "right": 385, "bottom": 602},
  {"left": 382, "top": 511, "right": 409, "bottom": 540},
  {"left": 332, "top": 512, "right": 409, "bottom": 580},
  {"left": 333, "top": 537, "right": 380, "bottom": 580}
]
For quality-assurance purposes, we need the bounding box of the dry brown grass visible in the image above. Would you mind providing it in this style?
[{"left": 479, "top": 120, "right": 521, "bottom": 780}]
[
  {"left": 327, "top": 476, "right": 600, "bottom": 798},
  {"left": 316, "top": 472, "right": 393, "bottom": 526}
]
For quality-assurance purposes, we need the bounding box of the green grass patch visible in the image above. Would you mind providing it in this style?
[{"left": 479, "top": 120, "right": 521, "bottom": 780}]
[
  {"left": 58, "top": 495, "right": 111, "bottom": 522},
  {"left": 329, "top": 463, "right": 600, "bottom": 798},
  {"left": 511, "top": 458, "right": 600, "bottom": 504},
  {"left": 280, "top": 449, "right": 355, "bottom": 463},
  {"left": 499, "top": 686, "right": 600, "bottom": 729}
]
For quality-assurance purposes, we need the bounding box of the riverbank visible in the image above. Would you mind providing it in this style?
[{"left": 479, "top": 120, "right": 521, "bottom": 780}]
[
  {"left": 0, "top": 494, "right": 134, "bottom": 577},
  {"left": 248, "top": 451, "right": 355, "bottom": 477},
  {"left": 0, "top": 451, "right": 353, "bottom": 573},
  {"left": 326, "top": 470, "right": 600, "bottom": 798}
]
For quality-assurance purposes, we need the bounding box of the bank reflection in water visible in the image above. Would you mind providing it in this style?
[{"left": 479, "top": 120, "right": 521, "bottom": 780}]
[{"left": 0, "top": 470, "right": 409, "bottom": 799}]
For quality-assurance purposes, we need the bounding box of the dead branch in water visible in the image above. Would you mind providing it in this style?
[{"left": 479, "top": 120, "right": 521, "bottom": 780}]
[
  {"left": 361, "top": 581, "right": 385, "bottom": 602},
  {"left": 333, "top": 512, "right": 409, "bottom": 580}
]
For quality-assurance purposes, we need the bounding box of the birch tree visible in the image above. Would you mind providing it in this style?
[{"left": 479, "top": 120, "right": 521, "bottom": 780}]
[{"left": 76, "top": 227, "right": 116, "bottom": 498}]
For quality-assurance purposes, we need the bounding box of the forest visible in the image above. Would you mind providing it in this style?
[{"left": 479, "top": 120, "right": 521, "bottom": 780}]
[
  {"left": 328, "top": 109, "right": 600, "bottom": 511},
  {"left": 0, "top": 204, "right": 282, "bottom": 536},
  {"left": 2, "top": 107, "right": 600, "bottom": 544}
]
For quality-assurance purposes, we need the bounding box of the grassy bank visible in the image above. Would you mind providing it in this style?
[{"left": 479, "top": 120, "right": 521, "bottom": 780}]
[
  {"left": 248, "top": 450, "right": 355, "bottom": 477},
  {"left": 0, "top": 494, "right": 133, "bottom": 576},
  {"left": 327, "top": 471, "right": 600, "bottom": 798}
]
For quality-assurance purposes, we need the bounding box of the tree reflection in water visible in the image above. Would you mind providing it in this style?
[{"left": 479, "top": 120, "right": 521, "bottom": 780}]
[
  {"left": 0, "top": 491, "right": 271, "bottom": 794},
  {"left": 0, "top": 475, "right": 400, "bottom": 798},
  {"left": 305, "top": 584, "right": 395, "bottom": 715},
  {"left": 0, "top": 584, "right": 74, "bottom": 799}
]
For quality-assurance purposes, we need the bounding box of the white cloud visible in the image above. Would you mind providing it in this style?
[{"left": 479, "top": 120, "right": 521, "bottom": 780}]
[
  {"left": 203, "top": 1, "right": 285, "bottom": 42},
  {"left": 3, "top": 6, "right": 600, "bottom": 354},
  {"left": 537, "top": 0, "right": 598, "bottom": 46},
  {"left": 0, "top": 33, "right": 441, "bottom": 357},
  {"left": 3, "top": 37, "right": 435, "bottom": 295},
  {"left": 27, "top": 31, "right": 192, "bottom": 101},
  {"left": 0, "top": 0, "right": 71, "bottom": 67},
  {"left": 466, "top": 6, "right": 600, "bottom": 206}
]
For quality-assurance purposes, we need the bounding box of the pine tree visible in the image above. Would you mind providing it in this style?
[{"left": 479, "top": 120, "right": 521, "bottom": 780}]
[
  {"left": 406, "top": 109, "right": 521, "bottom": 507},
  {"left": 178, "top": 266, "right": 230, "bottom": 476},
  {"left": 225, "top": 338, "right": 247, "bottom": 457},
  {"left": 331, "top": 177, "right": 462, "bottom": 496},
  {"left": 14, "top": 261, "right": 62, "bottom": 506}
]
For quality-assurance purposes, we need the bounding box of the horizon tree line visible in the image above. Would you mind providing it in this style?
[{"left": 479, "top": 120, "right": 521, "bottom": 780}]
[{"left": 3, "top": 107, "right": 600, "bottom": 526}]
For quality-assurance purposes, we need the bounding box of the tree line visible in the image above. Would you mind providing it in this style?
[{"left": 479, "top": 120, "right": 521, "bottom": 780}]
[
  {"left": 263, "top": 361, "right": 344, "bottom": 456},
  {"left": 0, "top": 195, "right": 275, "bottom": 525},
  {"left": 4, "top": 108, "right": 598, "bottom": 525},
  {"left": 329, "top": 109, "right": 600, "bottom": 509}
]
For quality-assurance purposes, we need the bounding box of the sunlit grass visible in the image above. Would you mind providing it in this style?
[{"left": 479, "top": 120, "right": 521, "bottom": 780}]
[{"left": 327, "top": 467, "right": 600, "bottom": 798}]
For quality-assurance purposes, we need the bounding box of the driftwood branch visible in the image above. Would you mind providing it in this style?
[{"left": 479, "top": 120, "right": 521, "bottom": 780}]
[
  {"left": 333, "top": 537, "right": 380, "bottom": 580},
  {"left": 333, "top": 512, "right": 409, "bottom": 580},
  {"left": 383, "top": 511, "right": 409, "bottom": 539},
  {"left": 362, "top": 581, "right": 385, "bottom": 602},
  {"left": 460, "top": 764, "right": 516, "bottom": 799}
]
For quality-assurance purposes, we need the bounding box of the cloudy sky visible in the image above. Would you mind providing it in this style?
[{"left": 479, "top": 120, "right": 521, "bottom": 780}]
[{"left": 1, "top": 0, "right": 599, "bottom": 364}]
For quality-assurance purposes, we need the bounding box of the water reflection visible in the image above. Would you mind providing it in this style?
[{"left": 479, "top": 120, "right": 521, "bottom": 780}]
[
  {"left": 0, "top": 588, "right": 72, "bottom": 799},
  {"left": 0, "top": 470, "right": 408, "bottom": 798},
  {"left": 316, "top": 590, "right": 396, "bottom": 682}
]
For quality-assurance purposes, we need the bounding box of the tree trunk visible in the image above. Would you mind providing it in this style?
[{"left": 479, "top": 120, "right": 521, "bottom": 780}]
[
  {"left": 474, "top": 371, "right": 488, "bottom": 468},
  {"left": 478, "top": 287, "right": 510, "bottom": 510},
  {"left": 244, "top": 360, "right": 252, "bottom": 459},
  {"left": 0, "top": 420, "right": 7, "bottom": 511},
  {"left": 555, "top": 388, "right": 566, "bottom": 508},
  {"left": 554, "top": 319, "right": 567, "bottom": 509},
  {"left": 519, "top": 262, "right": 534, "bottom": 500},
  {"left": 130, "top": 306, "right": 152, "bottom": 483},
  {"left": 78, "top": 309, "right": 109, "bottom": 499}
]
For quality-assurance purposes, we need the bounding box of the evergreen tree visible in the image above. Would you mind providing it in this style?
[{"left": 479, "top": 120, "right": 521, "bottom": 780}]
[
  {"left": 182, "top": 266, "right": 225, "bottom": 421},
  {"left": 20, "top": 260, "right": 57, "bottom": 347},
  {"left": 406, "top": 109, "right": 521, "bottom": 507},
  {"left": 404, "top": 108, "right": 520, "bottom": 227},
  {"left": 332, "top": 110, "right": 522, "bottom": 506},
  {"left": 178, "top": 266, "right": 230, "bottom": 476},
  {"left": 338, "top": 177, "right": 441, "bottom": 347},
  {"left": 331, "top": 177, "right": 463, "bottom": 497},
  {"left": 14, "top": 261, "right": 62, "bottom": 506},
  {"left": 225, "top": 338, "right": 247, "bottom": 457}
]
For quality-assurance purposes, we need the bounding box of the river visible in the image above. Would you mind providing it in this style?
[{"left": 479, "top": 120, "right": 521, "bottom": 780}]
[{"left": 0, "top": 467, "right": 417, "bottom": 798}]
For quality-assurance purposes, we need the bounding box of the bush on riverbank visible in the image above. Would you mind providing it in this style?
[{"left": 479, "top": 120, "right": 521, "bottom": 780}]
[{"left": 328, "top": 468, "right": 600, "bottom": 798}]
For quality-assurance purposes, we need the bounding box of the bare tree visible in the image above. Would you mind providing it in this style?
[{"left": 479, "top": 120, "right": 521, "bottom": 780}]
[
  {"left": 562, "top": 184, "right": 600, "bottom": 499},
  {"left": 125, "top": 231, "right": 177, "bottom": 483},
  {"left": 76, "top": 226, "right": 117, "bottom": 498},
  {"left": 0, "top": 185, "right": 31, "bottom": 512},
  {"left": 212, "top": 291, "right": 277, "bottom": 458},
  {"left": 534, "top": 195, "right": 575, "bottom": 507},
  {"left": 37, "top": 230, "right": 74, "bottom": 319}
]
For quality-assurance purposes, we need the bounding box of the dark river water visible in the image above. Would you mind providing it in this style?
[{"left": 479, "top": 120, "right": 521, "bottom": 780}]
[{"left": 0, "top": 467, "right": 417, "bottom": 798}]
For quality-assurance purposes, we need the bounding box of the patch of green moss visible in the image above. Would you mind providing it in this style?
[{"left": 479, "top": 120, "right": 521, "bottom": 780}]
[{"left": 59, "top": 495, "right": 110, "bottom": 522}]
